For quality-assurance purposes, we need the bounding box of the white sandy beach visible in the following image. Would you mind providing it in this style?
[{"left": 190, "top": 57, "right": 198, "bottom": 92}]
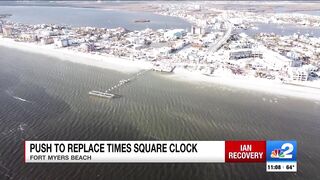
[
  {"left": 1, "top": 37, "right": 320, "bottom": 101},
  {"left": 168, "top": 68, "right": 320, "bottom": 101},
  {"left": 0, "top": 37, "right": 152, "bottom": 73}
]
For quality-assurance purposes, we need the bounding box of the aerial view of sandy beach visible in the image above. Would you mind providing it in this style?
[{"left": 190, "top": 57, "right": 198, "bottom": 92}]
[{"left": 0, "top": 1, "right": 319, "bottom": 179}]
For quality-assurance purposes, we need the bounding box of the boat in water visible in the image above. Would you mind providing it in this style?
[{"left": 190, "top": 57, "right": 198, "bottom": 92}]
[
  {"left": 88, "top": 90, "right": 115, "bottom": 99},
  {"left": 134, "top": 19, "right": 150, "bottom": 23}
]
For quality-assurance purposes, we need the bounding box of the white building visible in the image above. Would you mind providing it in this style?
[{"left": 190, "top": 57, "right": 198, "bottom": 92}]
[
  {"left": 2, "top": 26, "right": 13, "bottom": 37},
  {"left": 286, "top": 51, "right": 299, "bottom": 61},
  {"left": 80, "top": 43, "right": 95, "bottom": 52},
  {"left": 302, "top": 64, "right": 318, "bottom": 72},
  {"left": 54, "top": 38, "right": 69, "bottom": 47},
  {"left": 19, "top": 33, "right": 38, "bottom": 42},
  {"left": 41, "top": 30, "right": 58, "bottom": 37},
  {"left": 41, "top": 37, "right": 54, "bottom": 45},
  {"left": 263, "top": 49, "right": 297, "bottom": 71},
  {"left": 288, "top": 68, "right": 309, "bottom": 81},
  {"left": 164, "top": 29, "right": 186, "bottom": 40}
]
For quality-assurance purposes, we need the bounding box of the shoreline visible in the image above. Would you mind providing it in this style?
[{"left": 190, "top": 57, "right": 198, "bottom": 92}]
[
  {"left": 0, "top": 37, "right": 152, "bottom": 74},
  {"left": 167, "top": 68, "right": 320, "bottom": 101},
  {"left": 1, "top": 37, "right": 320, "bottom": 101}
]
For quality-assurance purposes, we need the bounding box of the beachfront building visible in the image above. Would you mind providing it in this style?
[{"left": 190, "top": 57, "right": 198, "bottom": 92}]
[
  {"left": 288, "top": 67, "right": 309, "bottom": 81},
  {"left": 54, "top": 38, "right": 69, "bottom": 47},
  {"left": 19, "top": 33, "right": 38, "bottom": 42},
  {"left": 80, "top": 43, "right": 95, "bottom": 52},
  {"left": 41, "top": 37, "right": 54, "bottom": 45},
  {"left": 261, "top": 49, "right": 299, "bottom": 71},
  {"left": 302, "top": 64, "right": 318, "bottom": 73},
  {"left": 2, "top": 26, "right": 12, "bottom": 37},
  {"left": 278, "top": 58, "right": 302, "bottom": 68}
]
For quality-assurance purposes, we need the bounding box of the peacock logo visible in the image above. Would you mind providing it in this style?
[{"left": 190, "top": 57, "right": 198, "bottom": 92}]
[
  {"left": 270, "top": 149, "right": 285, "bottom": 158},
  {"left": 267, "top": 141, "right": 296, "bottom": 162}
]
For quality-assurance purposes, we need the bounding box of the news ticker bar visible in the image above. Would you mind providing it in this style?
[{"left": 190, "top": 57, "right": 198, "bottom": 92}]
[{"left": 25, "top": 140, "right": 297, "bottom": 172}]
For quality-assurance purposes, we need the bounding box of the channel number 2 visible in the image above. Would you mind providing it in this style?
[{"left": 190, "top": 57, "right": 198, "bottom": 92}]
[{"left": 281, "top": 143, "right": 293, "bottom": 159}]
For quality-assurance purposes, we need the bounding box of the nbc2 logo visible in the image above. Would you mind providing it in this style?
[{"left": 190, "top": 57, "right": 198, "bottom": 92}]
[
  {"left": 270, "top": 143, "right": 293, "bottom": 159},
  {"left": 267, "top": 141, "right": 297, "bottom": 162}
]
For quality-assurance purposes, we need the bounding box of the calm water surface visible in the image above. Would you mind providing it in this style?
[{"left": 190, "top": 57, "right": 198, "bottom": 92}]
[
  {"left": 0, "top": 46, "right": 319, "bottom": 179},
  {"left": 0, "top": 6, "right": 190, "bottom": 30},
  {"left": 243, "top": 23, "right": 320, "bottom": 37}
]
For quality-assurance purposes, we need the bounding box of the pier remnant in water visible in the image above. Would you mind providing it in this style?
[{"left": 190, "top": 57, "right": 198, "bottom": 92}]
[
  {"left": 89, "top": 69, "right": 150, "bottom": 99},
  {"left": 88, "top": 91, "right": 115, "bottom": 99}
]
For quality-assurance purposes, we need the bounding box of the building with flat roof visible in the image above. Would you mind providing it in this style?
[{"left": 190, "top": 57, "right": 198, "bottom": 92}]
[
  {"left": 54, "top": 38, "right": 69, "bottom": 47},
  {"left": 229, "top": 50, "right": 262, "bottom": 60},
  {"left": 41, "top": 37, "right": 54, "bottom": 45},
  {"left": 288, "top": 68, "right": 309, "bottom": 81},
  {"left": 164, "top": 29, "right": 186, "bottom": 40},
  {"left": 2, "top": 26, "right": 13, "bottom": 37}
]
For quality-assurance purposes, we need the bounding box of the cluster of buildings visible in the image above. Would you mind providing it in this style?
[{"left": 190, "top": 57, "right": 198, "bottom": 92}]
[
  {"left": 154, "top": 3, "right": 320, "bottom": 82},
  {"left": 255, "top": 33, "right": 320, "bottom": 81},
  {"left": 0, "top": 3, "right": 319, "bottom": 83},
  {"left": 256, "top": 33, "right": 320, "bottom": 66},
  {"left": 0, "top": 16, "right": 224, "bottom": 68}
]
